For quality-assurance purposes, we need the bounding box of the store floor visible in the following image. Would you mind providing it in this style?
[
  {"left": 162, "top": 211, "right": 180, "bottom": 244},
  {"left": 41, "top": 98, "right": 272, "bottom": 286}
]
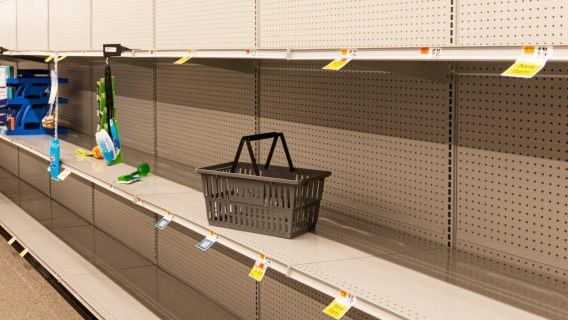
[{"left": 0, "top": 239, "right": 82, "bottom": 320}]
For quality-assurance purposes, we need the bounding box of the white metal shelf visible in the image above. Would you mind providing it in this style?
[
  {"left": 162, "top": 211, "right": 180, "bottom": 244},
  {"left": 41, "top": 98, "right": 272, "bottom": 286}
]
[
  {"left": 4, "top": 46, "right": 568, "bottom": 61},
  {"left": 0, "top": 193, "right": 160, "bottom": 320},
  {"left": 0, "top": 132, "right": 550, "bottom": 320}
]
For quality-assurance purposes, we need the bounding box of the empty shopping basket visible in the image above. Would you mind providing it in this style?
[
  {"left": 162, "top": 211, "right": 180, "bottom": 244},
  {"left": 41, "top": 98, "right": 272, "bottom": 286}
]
[{"left": 197, "top": 132, "right": 331, "bottom": 239}]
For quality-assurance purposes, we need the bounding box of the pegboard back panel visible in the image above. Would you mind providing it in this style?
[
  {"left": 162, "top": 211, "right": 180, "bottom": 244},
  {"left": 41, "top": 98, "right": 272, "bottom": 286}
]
[
  {"left": 156, "top": 0, "right": 255, "bottom": 49},
  {"left": 456, "top": 62, "right": 568, "bottom": 278},
  {"left": 0, "top": 167, "right": 19, "bottom": 205},
  {"left": 457, "top": 0, "right": 568, "bottom": 46},
  {"left": 59, "top": 62, "right": 94, "bottom": 136},
  {"left": 157, "top": 222, "right": 256, "bottom": 320},
  {"left": 18, "top": 150, "right": 49, "bottom": 196},
  {"left": 16, "top": 0, "right": 48, "bottom": 50},
  {"left": 0, "top": 139, "right": 19, "bottom": 176},
  {"left": 260, "top": 269, "right": 378, "bottom": 320},
  {"left": 92, "top": 62, "right": 155, "bottom": 154},
  {"left": 49, "top": 0, "right": 91, "bottom": 50},
  {"left": 0, "top": 0, "right": 17, "bottom": 49},
  {"left": 51, "top": 174, "right": 93, "bottom": 224},
  {"left": 94, "top": 186, "right": 157, "bottom": 264},
  {"left": 92, "top": 0, "right": 154, "bottom": 50},
  {"left": 19, "top": 180, "right": 51, "bottom": 225},
  {"left": 258, "top": 0, "right": 453, "bottom": 49},
  {"left": 156, "top": 63, "right": 255, "bottom": 167},
  {"left": 259, "top": 61, "right": 450, "bottom": 243}
]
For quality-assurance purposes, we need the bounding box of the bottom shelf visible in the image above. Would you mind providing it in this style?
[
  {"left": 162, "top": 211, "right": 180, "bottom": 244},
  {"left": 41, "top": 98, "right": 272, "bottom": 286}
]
[{"left": 0, "top": 178, "right": 239, "bottom": 320}]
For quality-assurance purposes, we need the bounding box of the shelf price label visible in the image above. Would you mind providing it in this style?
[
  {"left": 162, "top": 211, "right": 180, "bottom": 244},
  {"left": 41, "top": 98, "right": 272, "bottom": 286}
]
[
  {"left": 249, "top": 253, "right": 271, "bottom": 282},
  {"left": 502, "top": 46, "right": 553, "bottom": 78},
  {"left": 323, "top": 49, "right": 356, "bottom": 71},
  {"left": 45, "top": 55, "right": 67, "bottom": 63},
  {"left": 174, "top": 50, "right": 194, "bottom": 64},
  {"left": 155, "top": 211, "right": 173, "bottom": 230},
  {"left": 196, "top": 230, "right": 218, "bottom": 251},
  {"left": 323, "top": 290, "right": 356, "bottom": 319},
  {"left": 245, "top": 49, "right": 257, "bottom": 57},
  {"left": 420, "top": 47, "right": 442, "bottom": 58},
  {"left": 19, "top": 248, "right": 29, "bottom": 258}
]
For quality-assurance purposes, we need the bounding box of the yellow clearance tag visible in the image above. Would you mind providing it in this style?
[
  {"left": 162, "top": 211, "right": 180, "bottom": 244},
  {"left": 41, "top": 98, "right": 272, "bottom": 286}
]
[
  {"left": 323, "top": 291, "right": 356, "bottom": 319},
  {"left": 249, "top": 254, "right": 270, "bottom": 282},
  {"left": 502, "top": 46, "right": 552, "bottom": 78},
  {"left": 502, "top": 60, "right": 546, "bottom": 78},
  {"left": 323, "top": 49, "right": 355, "bottom": 70},
  {"left": 323, "top": 58, "right": 352, "bottom": 71},
  {"left": 7, "top": 237, "right": 16, "bottom": 245},
  {"left": 174, "top": 51, "right": 194, "bottom": 64}
]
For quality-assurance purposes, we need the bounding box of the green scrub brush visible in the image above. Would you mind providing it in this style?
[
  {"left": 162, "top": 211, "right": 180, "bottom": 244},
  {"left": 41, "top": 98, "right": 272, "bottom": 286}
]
[{"left": 117, "top": 163, "right": 150, "bottom": 182}]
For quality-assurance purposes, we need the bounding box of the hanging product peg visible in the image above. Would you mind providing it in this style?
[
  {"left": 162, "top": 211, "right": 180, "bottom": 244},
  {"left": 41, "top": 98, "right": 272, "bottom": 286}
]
[{"left": 103, "top": 44, "right": 130, "bottom": 58}]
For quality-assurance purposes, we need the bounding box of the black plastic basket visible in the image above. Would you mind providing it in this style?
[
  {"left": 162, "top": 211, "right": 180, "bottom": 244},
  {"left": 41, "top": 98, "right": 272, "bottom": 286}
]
[{"left": 197, "top": 132, "right": 331, "bottom": 239}]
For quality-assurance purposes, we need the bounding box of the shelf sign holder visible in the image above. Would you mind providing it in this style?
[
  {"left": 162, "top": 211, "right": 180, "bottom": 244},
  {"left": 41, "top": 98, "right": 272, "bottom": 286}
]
[
  {"left": 323, "top": 290, "right": 357, "bottom": 319},
  {"left": 502, "top": 45, "right": 553, "bottom": 78},
  {"left": 103, "top": 44, "right": 131, "bottom": 58}
]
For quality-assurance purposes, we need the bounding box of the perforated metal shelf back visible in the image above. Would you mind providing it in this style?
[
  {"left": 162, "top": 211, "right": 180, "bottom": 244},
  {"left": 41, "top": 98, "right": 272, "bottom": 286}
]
[
  {"left": 157, "top": 222, "right": 256, "bottom": 320},
  {"left": 94, "top": 186, "right": 157, "bottom": 264},
  {"left": 51, "top": 175, "right": 94, "bottom": 224},
  {"left": 260, "top": 270, "right": 378, "bottom": 320},
  {"left": 156, "top": 63, "right": 255, "bottom": 168},
  {"left": 16, "top": 0, "right": 48, "bottom": 50},
  {"left": 0, "top": 139, "right": 19, "bottom": 176},
  {"left": 0, "top": 0, "right": 16, "bottom": 49},
  {"left": 457, "top": 0, "right": 568, "bottom": 46},
  {"left": 258, "top": 0, "right": 452, "bottom": 48},
  {"left": 156, "top": 0, "right": 255, "bottom": 49},
  {"left": 18, "top": 150, "right": 49, "bottom": 196},
  {"left": 59, "top": 63, "right": 94, "bottom": 136},
  {"left": 48, "top": 0, "right": 91, "bottom": 50},
  {"left": 456, "top": 62, "right": 568, "bottom": 286},
  {"left": 92, "top": 0, "right": 153, "bottom": 49},
  {"left": 259, "top": 61, "right": 450, "bottom": 243}
]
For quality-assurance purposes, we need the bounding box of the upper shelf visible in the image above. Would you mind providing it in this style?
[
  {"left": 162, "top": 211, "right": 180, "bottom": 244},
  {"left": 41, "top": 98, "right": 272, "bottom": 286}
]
[
  {"left": 4, "top": 46, "right": 568, "bottom": 62},
  {"left": 1, "top": 131, "right": 562, "bottom": 320}
]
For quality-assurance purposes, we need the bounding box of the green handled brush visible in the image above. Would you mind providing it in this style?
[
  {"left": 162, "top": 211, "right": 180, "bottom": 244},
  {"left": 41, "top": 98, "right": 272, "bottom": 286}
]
[{"left": 118, "top": 163, "right": 150, "bottom": 182}]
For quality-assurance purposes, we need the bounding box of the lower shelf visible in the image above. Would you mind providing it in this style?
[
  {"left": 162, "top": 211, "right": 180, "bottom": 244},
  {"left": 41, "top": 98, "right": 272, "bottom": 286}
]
[
  {"left": 0, "top": 192, "right": 160, "bottom": 320},
  {"left": 1, "top": 132, "right": 567, "bottom": 320}
]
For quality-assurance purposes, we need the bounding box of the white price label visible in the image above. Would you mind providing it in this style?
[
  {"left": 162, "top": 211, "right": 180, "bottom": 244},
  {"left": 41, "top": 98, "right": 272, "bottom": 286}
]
[
  {"left": 155, "top": 212, "right": 173, "bottom": 230},
  {"left": 196, "top": 231, "right": 218, "bottom": 251}
]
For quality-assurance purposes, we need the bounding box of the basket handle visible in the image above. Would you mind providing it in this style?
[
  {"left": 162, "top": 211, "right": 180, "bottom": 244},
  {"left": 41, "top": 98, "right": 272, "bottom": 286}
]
[{"left": 231, "top": 132, "right": 295, "bottom": 175}]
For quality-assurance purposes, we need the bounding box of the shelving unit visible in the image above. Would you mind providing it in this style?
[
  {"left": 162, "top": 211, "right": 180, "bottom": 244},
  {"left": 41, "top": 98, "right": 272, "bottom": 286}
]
[{"left": 1, "top": 0, "right": 567, "bottom": 319}]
